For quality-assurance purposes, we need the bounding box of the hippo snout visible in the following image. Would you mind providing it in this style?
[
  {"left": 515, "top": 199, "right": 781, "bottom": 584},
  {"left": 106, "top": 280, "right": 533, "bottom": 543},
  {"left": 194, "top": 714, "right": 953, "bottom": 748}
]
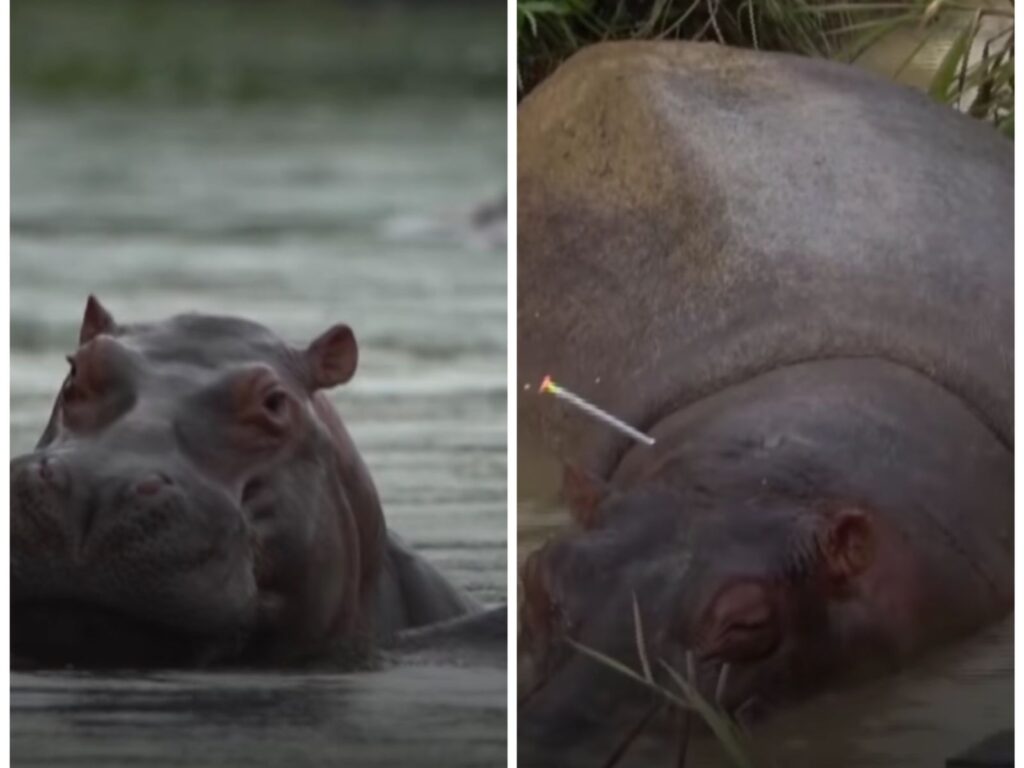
[
  {"left": 12, "top": 451, "right": 242, "bottom": 558},
  {"left": 12, "top": 449, "right": 258, "bottom": 667}
]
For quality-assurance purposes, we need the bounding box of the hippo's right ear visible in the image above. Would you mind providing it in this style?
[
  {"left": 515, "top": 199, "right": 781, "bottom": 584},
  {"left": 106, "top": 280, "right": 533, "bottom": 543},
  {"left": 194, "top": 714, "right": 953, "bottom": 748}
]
[
  {"left": 306, "top": 323, "right": 359, "bottom": 389},
  {"left": 79, "top": 294, "right": 117, "bottom": 345},
  {"left": 818, "top": 506, "right": 877, "bottom": 588},
  {"left": 562, "top": 464, "right": 612, "bottom": 529}
]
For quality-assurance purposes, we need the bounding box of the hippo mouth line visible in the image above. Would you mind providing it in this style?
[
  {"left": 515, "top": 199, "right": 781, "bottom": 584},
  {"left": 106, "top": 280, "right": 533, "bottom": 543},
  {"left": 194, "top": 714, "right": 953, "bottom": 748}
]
[{"left": 12, "top": 599, "right": 238, "bottom": 669}]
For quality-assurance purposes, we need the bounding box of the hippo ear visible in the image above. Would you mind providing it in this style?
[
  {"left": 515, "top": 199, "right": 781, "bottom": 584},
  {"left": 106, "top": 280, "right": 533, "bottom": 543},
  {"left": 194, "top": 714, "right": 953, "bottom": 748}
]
[
  {"left": 306, "top": 323, "right": 358, "bottom": 389},
  {"left": 562, "top": 464, "right": 611, "bottom": 528},
  {"left": 79, "top": 295, "right": 117, "bottom": 345},
  {"left": 819, "top": 507, "right": 876, "bottom": 586}
]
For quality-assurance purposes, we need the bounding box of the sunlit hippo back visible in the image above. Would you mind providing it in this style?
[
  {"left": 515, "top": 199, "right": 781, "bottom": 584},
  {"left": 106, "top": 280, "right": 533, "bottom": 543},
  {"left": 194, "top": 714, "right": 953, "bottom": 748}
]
[{"left": 13, "top": 296, "right": 476, "bottom": 668}]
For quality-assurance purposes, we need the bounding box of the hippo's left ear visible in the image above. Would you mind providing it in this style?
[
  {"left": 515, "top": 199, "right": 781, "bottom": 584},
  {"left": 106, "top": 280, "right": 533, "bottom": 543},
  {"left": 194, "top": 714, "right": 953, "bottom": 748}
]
[
  {"left": 562, "top": 464, "right": 612, "bottom": 529},
  {"left": 818, "top": 506, "right": 876, "bottom": 586},
  {"left": 80, "top": 294, "right": 117, "bottom": 345},
  {"left": 305, "top": 324, "right": 358, "bottom": 389}
]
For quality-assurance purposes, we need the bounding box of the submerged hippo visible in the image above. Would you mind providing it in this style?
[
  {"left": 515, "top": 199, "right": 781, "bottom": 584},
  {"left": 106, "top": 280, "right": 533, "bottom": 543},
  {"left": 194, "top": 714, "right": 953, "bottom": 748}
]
[
  {"left": 518, "top": 42, "right": 1012, "bottom": 753},
  {"left": 13, "top": 296, "right": 483, "bottom": 668}
]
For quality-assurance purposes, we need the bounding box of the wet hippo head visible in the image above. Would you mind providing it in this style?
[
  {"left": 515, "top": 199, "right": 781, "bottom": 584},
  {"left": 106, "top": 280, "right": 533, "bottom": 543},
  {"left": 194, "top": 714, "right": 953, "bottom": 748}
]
[{"left": 13, "top": 296, "right": 385, "bottom": 668}]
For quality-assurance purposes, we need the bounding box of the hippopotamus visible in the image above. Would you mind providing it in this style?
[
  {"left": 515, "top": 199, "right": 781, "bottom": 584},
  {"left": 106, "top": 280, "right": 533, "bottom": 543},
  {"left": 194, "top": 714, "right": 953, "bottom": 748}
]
[
  {"left": 517, "top": 41, "right": 1012, "bottom": 756},
  {"left": 12, "top": 296, "right": 485, "bottom": 669}
]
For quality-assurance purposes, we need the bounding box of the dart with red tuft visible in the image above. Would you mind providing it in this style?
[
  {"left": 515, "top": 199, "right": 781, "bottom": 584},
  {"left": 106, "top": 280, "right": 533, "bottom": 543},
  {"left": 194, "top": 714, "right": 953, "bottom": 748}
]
[{"left": 538, "top": 375, "right": 655, "bottom": 447}]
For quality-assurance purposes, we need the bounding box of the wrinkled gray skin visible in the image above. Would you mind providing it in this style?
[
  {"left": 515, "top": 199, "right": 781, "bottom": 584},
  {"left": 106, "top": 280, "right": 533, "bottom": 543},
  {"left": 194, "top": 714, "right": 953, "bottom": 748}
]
[
  {"left": 12, "top": 297, "right": 481, "bottom": 669},
  {"left": 518, "top": 42, "right": 1012, "bottom": 755}
]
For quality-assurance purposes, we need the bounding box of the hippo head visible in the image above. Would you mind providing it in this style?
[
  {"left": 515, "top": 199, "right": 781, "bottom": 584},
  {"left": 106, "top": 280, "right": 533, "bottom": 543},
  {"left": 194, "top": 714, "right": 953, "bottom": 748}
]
[
  {"left": 520, "top": 466, "right": 923, "bottom": 746},
  {"left": 12, "top": 296, "right": 384, "bottom": 668}
]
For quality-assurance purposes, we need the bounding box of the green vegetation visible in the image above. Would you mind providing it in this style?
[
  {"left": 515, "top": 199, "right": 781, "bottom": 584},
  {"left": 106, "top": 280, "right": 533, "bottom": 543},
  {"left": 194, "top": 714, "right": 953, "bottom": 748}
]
[
  {"left": 518, "top": 0, "right": 1013, "bottom": 137},
  {"left": 14, "top": 0, "right": 505, "bottom": 104},
  {"left": 568, "top": 595, "right": 755, "bottom": 767}
]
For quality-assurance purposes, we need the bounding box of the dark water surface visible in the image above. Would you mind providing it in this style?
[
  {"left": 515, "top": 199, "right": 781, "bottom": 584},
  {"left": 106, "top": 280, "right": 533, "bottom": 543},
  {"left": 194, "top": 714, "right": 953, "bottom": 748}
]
[
  {"left": 12, "top": 85, "right": 506, "bottom": 768},
  {"left": 14, "top": 666, "right": 504, "bottom": 767}
]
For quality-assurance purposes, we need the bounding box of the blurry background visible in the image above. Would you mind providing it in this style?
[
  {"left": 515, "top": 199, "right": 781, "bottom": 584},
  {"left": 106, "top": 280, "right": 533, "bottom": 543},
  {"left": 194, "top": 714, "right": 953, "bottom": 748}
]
[{"left": 12, "top": 1, "right": 506, "bottom": 766}]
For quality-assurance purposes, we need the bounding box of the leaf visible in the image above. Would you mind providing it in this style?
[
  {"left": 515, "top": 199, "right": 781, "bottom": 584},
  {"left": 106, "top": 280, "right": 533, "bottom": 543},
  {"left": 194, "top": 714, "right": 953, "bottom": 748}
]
[
  {"left": 891, "top": 31, "right": 934, "bottom": 78},
  {"left": 921, "top": 0, "right": 945, "bottom": 28},
  {"left": 998, "top": 112, "right": 1014, "bottom": 139},
  {"left": 566, "top": 638, "right": 687, "bottom": 709},
  {"left": 660, "top": 660, "right": 755, "bottom": 768},
  {"left": 833, "top": 14, "right": 916, "bottom": 63},
  {"left": 928, "top": 10, "right": 979, "bottom": 102},
  {"left": 563, "top": 632, "right": 758, "bottom": 768}
]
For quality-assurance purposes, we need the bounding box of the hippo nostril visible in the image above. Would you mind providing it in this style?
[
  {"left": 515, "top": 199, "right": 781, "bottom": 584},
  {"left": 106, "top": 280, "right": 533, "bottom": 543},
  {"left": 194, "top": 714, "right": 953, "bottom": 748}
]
[
  {"left": 135, "top": 473, "right": 172, "bottom": 497},
  {"left": 242, "top": 477, "right": 274, "bottom": 510},
  {"left": 31, "top": 455, "right": 69, "bottom": 493}
]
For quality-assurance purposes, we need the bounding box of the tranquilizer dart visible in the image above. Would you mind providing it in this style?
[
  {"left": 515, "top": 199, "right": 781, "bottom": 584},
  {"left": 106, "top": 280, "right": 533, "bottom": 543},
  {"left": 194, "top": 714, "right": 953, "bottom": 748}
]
[{"left": 539, "top": 375, "right": 655, "bottom": 446}]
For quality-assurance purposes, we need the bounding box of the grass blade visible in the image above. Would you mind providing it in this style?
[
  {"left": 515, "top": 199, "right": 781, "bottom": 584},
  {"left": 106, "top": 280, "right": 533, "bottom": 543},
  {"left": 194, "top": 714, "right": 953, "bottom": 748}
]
[
  {"left": 928, "top": 9, "right": 978, "bottom": 100},
  {"left": 660, "top": 660, "right": 755, "bottom": 768},
  {"left": 632, "top": 593, "right": 653, "bottom": 683}
]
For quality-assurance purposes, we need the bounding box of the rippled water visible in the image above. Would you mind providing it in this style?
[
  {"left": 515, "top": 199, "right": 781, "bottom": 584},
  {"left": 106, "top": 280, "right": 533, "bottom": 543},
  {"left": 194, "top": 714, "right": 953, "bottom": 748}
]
[{"left": 12, "top": 100, "right": 506, "bottom": 766}]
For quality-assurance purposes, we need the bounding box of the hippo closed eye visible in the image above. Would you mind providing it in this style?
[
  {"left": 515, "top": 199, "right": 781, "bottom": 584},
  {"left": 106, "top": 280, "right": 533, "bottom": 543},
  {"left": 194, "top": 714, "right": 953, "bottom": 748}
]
[{"left": 12, "top": 296, "right": 478, "bottom": 669}]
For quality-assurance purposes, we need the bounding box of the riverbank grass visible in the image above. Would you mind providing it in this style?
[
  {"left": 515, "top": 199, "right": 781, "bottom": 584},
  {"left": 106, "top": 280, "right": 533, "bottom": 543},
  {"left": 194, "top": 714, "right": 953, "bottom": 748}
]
[{"left": 518, "top": 0, "right": 1012, "bottom": 137}]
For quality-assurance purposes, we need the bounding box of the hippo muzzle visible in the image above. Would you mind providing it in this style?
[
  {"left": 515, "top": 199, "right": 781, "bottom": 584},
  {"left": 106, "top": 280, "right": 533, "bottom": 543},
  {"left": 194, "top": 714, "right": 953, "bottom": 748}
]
[{"left": 12, "top": 447, "right": 258, "bottom": 667}]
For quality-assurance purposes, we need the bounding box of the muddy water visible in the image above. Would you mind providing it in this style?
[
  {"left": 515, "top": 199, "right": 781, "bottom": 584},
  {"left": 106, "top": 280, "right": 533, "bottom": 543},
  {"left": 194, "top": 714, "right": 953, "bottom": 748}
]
[
  {"left": 518, "top": 474, "right": 1011, "bottom": 768},
  {"left": 12, "top": 100, "right": 506, "bottom": 766}
]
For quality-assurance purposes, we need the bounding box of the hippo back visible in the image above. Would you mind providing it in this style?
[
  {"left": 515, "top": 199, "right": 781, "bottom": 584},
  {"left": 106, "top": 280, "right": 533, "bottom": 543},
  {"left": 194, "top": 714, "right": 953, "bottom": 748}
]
[{"left": 518, "top": 42, "right": 1012, "bottom": 478}]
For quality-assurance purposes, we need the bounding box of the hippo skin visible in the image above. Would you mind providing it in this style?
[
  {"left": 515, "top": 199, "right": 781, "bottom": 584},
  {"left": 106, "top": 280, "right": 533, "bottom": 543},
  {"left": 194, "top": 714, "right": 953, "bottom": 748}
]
[
  {"left": 12, "top": 296, "right": 481, "bottom": 668},
  {"left": 517, "top": 42, "right": 1012, "bottom": 751}
]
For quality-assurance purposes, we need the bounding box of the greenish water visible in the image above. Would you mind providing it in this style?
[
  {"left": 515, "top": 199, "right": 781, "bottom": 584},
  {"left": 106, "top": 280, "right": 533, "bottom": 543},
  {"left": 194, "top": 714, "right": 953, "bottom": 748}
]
[
  {"left": 12, "top": 3, "right": 507, "bottom": 766},
  {"left": 13, "top": 0, "right": 505, "bottom": 103}
]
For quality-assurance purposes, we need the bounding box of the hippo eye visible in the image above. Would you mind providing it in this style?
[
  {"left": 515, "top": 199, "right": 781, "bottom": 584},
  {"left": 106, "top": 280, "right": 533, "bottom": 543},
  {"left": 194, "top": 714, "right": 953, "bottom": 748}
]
[
  {"left": 237, "top": 371, "right": 291, "bottom": 438},
  {"left": 698, "top": 581, "right": 780, "bottom": 662},
  {"left": 263, "top": 390, "right": 287, "bottom": 415},
  {"left": 62, "top": 356, "right": 83, "bottom": 400}
]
